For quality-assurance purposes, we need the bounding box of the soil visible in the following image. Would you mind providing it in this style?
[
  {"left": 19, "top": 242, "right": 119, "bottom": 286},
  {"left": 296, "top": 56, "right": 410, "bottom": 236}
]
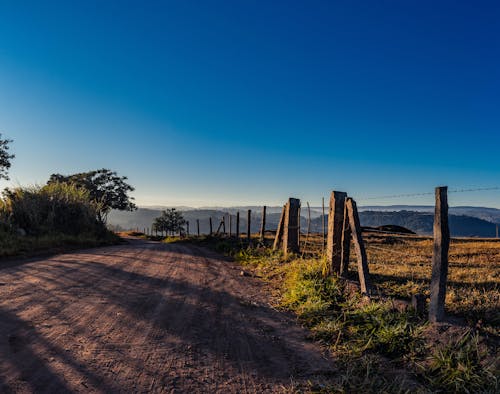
[{"left": 0, "top": 238, "right": 335, "bottom": 393}]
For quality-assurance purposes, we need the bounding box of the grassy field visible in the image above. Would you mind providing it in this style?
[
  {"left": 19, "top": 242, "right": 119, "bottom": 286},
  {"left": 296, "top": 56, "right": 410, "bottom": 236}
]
[{"left": 362, "top": 234, "right": 500, "bottom": 333}]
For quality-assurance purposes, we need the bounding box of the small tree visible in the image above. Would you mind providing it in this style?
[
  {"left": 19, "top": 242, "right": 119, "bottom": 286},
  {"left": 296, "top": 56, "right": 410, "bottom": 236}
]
[
  {"left": 152, "top": 208, "right": 186, "bottom": 236},
  {"left": 48, "top": 169, "right": 136, "bottom": 223},
  {"left": 0, "top": 133, "right": 14, "bottom": 180}
]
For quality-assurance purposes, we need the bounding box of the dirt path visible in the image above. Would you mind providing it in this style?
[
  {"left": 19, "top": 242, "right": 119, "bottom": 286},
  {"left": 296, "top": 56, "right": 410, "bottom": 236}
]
[{"left": 0, "top": 239, "right": 335, "bottom": 393}]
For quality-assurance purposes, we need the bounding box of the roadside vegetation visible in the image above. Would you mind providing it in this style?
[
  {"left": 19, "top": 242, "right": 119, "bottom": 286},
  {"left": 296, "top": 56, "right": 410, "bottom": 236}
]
[
  {"left": 0, "top": 135, "right": 134, "bottom": 259},
  {"left": 157, "top": 234, "right": 498, "bottom": 393}
]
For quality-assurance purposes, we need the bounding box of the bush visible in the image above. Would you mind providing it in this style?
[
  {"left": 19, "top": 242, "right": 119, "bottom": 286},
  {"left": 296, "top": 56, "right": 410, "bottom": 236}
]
[{"left": 0, "top": 183, "right": 105, "bottom": 236}]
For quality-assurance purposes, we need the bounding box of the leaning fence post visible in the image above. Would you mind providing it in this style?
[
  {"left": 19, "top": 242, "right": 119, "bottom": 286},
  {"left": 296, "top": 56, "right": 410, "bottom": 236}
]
[
  {"left": 273, "top": 204, "right": 286, "bottom": 250},
  {"left": 346, "top": 198, "right": 371, "bottom": 295},
  {"left": 326, "top": 191, "right": 348, "bottom": 275},
  {"left": 236, "top": 212, "right": 240, "bottom": 238},
  {"left": 283, "top": 198, "right": 300, "bottom": 256},
  {"left": 209, "top": 217, "right": 213, "bottom": 235},
  {"left": 247, "top": 209, "right": 252, "bottom": 243},
  {"left": 429, "top": 186, "right": 450, "bottom": 323},
  {"left": 340, "top": 199, "right": 351, "bottom": 276},
  {"left": 260, "top": 206, "right": 266, "bottom": 241}
]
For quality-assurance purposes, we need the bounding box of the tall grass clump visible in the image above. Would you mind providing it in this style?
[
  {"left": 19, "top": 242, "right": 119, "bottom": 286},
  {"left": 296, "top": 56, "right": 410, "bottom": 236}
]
[
  {"left": 0, "top": 182, "right": 104, "bottom": 236},
  {"left": 0, "top": 183, "right": 118, "bottom": 258}
]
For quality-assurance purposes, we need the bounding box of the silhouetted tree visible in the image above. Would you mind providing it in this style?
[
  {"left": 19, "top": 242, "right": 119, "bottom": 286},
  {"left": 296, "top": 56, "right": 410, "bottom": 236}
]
[
  {"left": 0, "top": 133, "right": 14, "bottom": 180},
  {"left": 152, "top": 208, "right": 186, "bottom": 236},
  {"left": 48, "top": 169, "right": 136, "bottom": 223}
]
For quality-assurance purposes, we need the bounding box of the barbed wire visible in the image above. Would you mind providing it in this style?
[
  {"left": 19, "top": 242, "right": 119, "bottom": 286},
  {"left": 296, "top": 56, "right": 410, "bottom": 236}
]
[{"left": 359, "top": 186, "right": 500, "bottom": 201}]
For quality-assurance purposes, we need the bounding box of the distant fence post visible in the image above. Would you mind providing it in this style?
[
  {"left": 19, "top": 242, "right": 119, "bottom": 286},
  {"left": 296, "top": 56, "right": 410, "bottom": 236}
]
[
  {"left": 326, "top": 191, "right": 348, "bottom": 275},
  {"left": 340, "top": 199, "right": 351, "bottom": 276},
  {"left": 273, "top": 204, "right": 286, "bottom": 250},
  {"left": 346, "top": 197, "right": 371, "bottom": 295},
  {"left": 429, "top": 186, "right": 450, "bottom": 323},
  {"left": 222, "top": 216, "right": 226, "bottom": 235},
  {"left": 236, "top": 212, "right": 240, "bottom": 238},
  {"left": 197, "top": 219, "right": 200, "bottom": 236},
  {"left": 247, "top": 209, "right": 252, "bottom": 243},
  {"left": 260, "top": 206, "right": 267, "bottom": 241},
  {"left": 209, "top": 217, "right": 213, "bottom": 235},
  {"left": 496, "top": 224, "right": 499, "bottom": 238},
  {"left": 322, "top": 197, "right": 326, "bottom": 253},
  {"left": 186, "top": 221, "right": 189, "bottom": 237},
  {"left": 283, "top": 198, "right": 300, "bottom": 256}
]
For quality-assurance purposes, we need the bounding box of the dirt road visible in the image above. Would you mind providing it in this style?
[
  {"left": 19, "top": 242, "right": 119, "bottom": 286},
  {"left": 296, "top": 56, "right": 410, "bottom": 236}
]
[{"left": 0, "top": 239, "right": 335, "bottom": 393}]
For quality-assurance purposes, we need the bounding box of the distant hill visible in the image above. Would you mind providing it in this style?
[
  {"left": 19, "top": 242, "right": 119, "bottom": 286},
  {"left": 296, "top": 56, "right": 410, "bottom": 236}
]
[{"left": 108, "top": 205, "right": 499, "bottom": 238}]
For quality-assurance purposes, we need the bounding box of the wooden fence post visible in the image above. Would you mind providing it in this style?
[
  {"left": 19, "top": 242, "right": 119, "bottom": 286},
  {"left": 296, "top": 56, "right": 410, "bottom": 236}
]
[
  {"left": 340, "top": 199, "right": 351, "bottom": 276},
  {"left": 326, "top": 191, "right": 348, "bottom": 275},
  {"left": 322, "top": 197, "right": 326, "bottom": 253},
  {"left": 209, "top": 217, "right": 213, "bottom": 235},
  {"left": 222, "top": 216, "right": 226, "bottom": 235},
  {"left": 283, "top": 198, "right": 300, "bottom": 255},
  {"left": 260, "top": 206, "right": 266, "bottom": 241},
  {"left": 196, "top": 219, "right": 200, "bottom": 236},
  {"left": 247, "top": 210, "right": 252, "bottom": 242},
  {"left": 273, "top": 204, "right": 286, "bottom": 250},
  {"left": 346, "top": 198, "right": 371, "bottom": 295},
  {"left": 186, "top": 221, "right": 189, "bottom": 237},
  {"left": 429, "top": 186, "right": 450, "bottom": 323},
  {"left": 236, "top": 212, "right": 240, "bottom": 238}
]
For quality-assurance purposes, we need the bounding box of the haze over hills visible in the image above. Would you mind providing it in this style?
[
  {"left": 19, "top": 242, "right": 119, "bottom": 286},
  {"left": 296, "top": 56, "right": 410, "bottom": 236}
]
[{"left": 108, "top": 205, "right": 500, "bottom": 238}]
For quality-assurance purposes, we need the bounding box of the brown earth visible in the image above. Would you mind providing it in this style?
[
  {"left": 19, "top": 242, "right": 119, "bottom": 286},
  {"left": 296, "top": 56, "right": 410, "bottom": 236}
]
[{"left": 0, "top": 238, "right": 335, "bottom": 393}]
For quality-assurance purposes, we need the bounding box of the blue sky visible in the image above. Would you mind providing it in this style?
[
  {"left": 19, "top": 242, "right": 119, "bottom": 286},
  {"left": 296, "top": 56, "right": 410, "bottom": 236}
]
[{"left": 0, "top": 1, "right": 499, "bottom": 207}]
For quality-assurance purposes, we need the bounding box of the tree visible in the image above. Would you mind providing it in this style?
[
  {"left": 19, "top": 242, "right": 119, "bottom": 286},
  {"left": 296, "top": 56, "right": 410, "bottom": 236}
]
[
  {"left": 0, "top": 133, "right": 14, "bottom": 180},
  {"left": 152, "top": 208, "right": 186, "bottom": 236},
  {"left": 48, "top": 169, "right": 136, "bottom": 223}
]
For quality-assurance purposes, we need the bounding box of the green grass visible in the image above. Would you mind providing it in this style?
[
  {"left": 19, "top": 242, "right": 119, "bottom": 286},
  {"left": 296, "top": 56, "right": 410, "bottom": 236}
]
[{"left": 0, "top": 230, "right": 121, "bottom": 259}]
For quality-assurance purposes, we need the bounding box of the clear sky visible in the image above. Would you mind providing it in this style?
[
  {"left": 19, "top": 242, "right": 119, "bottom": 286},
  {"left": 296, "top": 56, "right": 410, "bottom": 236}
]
[{"left": 0, "top": 1, "right": 499, "bottom": 208}]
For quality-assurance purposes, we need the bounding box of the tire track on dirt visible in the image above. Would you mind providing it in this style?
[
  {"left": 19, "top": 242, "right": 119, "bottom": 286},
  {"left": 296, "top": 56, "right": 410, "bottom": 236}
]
[{"left": 0, "top": 239, "right": 335, "bottom": 393}]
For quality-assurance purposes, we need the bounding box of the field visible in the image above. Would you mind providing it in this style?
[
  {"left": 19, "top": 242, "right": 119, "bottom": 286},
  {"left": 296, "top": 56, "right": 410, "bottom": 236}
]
[
  {"left": 364, "top": 234, "right": 500, "bottom": 333},
  {"left": 298, "top": 232, "right": 500, "bottom": 333}
]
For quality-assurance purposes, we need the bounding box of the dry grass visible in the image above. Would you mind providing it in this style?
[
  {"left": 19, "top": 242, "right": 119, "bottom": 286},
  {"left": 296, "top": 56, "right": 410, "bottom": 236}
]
[{"left": 302, "top": 232, "right": 500, "bottom": 333}]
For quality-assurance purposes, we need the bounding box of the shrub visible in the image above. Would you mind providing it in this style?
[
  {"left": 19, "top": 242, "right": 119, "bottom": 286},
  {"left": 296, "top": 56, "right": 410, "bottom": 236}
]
[{"left": 0, "top": 183, "right": 105, "bottom": 236}]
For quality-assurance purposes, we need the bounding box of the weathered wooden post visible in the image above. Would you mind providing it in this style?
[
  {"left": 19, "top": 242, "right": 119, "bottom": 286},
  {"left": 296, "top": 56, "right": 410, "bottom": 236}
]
[
  {"left": 346, "top": 198, "right": 371, "bottom": 295},
  {"left": 429, "top": 186, "right": 450, "bottom": 323},
  {"left": 412, "top": 293, "right": 426, "bottom": 316},
  {"left": 186, "top": 221, "right": 189, "bottom": 237},
  {"left": 283, "top": 198, "right": 300, "bottom": 255},
  {"left": 236, "top": 212, "right": 240, "bottom": 238},
  {"left": 322, "top": 197, "right": 326, "bottom": 253},
  {"left": 260, "top": 206, "right": 267, "bottom": 241},
  {"left": 209, "top": 217, "right": 213, "bottom": 235},
  {"left": 196, "top": 219, "right": 200, "bottom": 236},
  {"left": 222, "top": 216, "right": 226, "bottom": 235},
  {"left": 340, "top": 200, "right": 351, "bottom": 276},
  {"left": 496, "top": 224, "right": 499, "bottom": 238},
  {"left": 326, "top": 191, "right": 348, "bottom": 275},
  {"left": 273, "top": 204, "right": 286, "bottom": 250},
  {"left": 247, "top": 209, "right": 252, "bottom": 242}
]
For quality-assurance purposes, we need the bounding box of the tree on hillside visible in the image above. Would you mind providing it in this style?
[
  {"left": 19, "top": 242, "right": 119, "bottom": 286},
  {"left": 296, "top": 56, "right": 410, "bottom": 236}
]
[
  {"left": 48, "top": 169, "right": 136, "bottom": 223},
  {"left": 152, "top": 208, "right": 186, "bottom": 236},
  {"left": 0, "top": 134, "right": 14, "bottom": 180}
]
